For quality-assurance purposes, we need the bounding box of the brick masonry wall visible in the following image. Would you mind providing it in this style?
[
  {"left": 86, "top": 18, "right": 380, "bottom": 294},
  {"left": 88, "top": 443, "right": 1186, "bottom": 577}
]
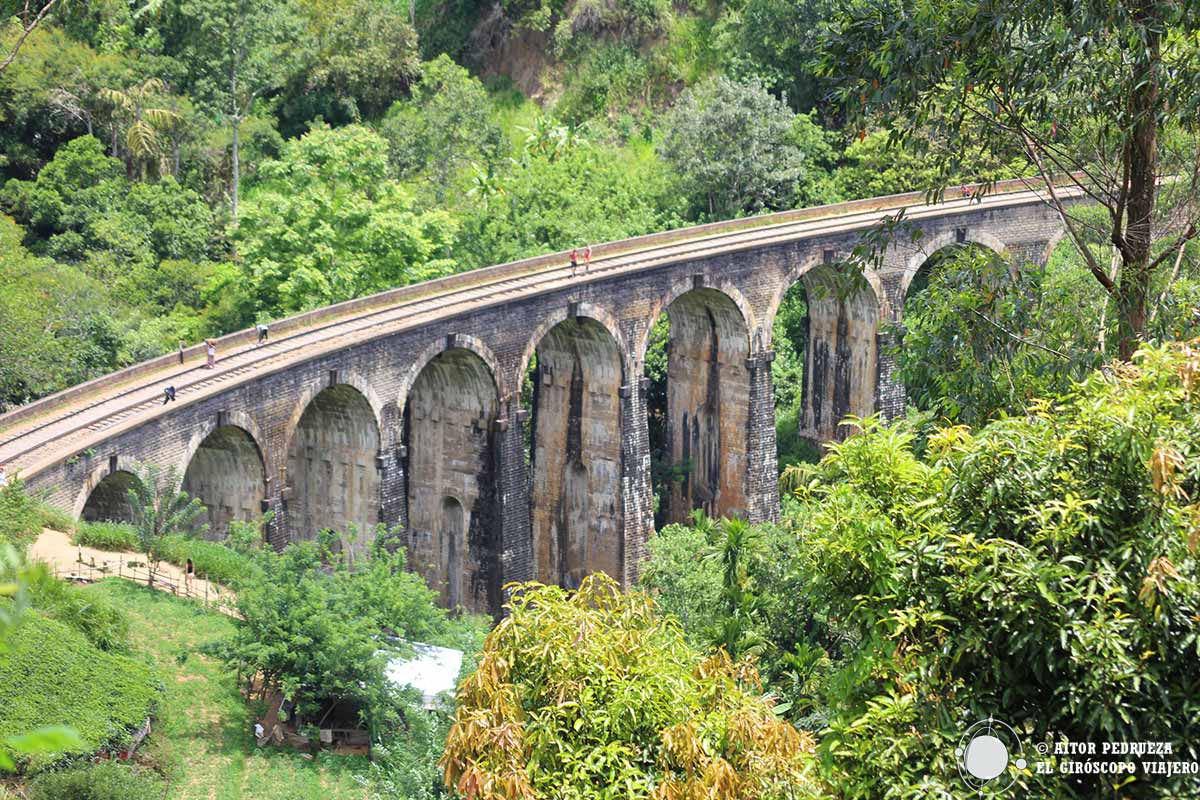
[{"left": 25, "top": 198, "right": 1066, "bottom": 607}]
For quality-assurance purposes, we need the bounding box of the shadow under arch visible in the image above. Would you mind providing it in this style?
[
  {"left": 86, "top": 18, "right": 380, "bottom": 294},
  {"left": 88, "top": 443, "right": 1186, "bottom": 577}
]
[
  {"left": 75, "top": 455, "right": 147, "bottom": 525},
  {"left": 284, "top": 382, "right": 382, "bottom": 558},
  {"left": 522, "top": 313, "right": 626, "bottom": 588},
  {"left": 180, "top": 422, "right": 267, "bottom": 540},
  {"left": 403, "top": 345, "right": 501, "bottom": 615},
  {"left": 643, "top": 284, "right": 752, "bottom": 526}
]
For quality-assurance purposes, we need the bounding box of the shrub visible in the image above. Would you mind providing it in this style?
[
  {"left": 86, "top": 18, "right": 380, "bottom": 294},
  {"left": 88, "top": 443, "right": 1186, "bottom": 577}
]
[
  {"left": 645, "top": 343, "right": 1200, "bottom": 798},
  {"left": 441, "top": 575, "right": 824, "bottom": 799},
  {"left": 158, "top": 535, "right": 251, "bottom": 586},
  {"left": 0, "top": 613, "right": 159, "bottom": 770},
  {"left": 24, "top": 565, "right": 130, "bottom": 652},
  {"left": 26, "top": 761, "right": 165, "bottom": 800},
  {"left": 0, "top": 478, "right": 42, "bottom": 552},
  {"left": 36, "top": 503, "right": 74, "bottom": 533},
  {"left": 73, "top": 521, "right": 138, "bottom": 552},
  {"left": 803, "top": 344, "right": 1200, "bottom": 797}
]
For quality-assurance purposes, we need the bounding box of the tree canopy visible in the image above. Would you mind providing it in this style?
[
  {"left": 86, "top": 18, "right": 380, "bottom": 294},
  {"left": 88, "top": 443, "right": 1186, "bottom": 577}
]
[{"left": 818, "top": 0, "right": 1200, "bottom": 358}]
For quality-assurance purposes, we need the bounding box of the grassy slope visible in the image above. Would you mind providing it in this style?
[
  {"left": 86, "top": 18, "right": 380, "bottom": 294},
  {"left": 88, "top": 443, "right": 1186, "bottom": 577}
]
[
  {"left": 84, "top": 579, "right": 369, "bottom": 800},
  {"left": 0, "top": 613, "right": 159, "bottom": 771}
]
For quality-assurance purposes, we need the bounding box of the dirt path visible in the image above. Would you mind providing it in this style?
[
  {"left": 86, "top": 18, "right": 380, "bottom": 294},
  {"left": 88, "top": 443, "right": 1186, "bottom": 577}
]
[{"left": 30, "top": 529, "right": 236, "bottom": 615}]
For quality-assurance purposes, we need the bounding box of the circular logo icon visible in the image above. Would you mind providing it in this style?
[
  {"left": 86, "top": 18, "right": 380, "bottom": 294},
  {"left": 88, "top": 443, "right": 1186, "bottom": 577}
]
[{"left": 955, "top": 717, "right": 1027, "bottom": 795}]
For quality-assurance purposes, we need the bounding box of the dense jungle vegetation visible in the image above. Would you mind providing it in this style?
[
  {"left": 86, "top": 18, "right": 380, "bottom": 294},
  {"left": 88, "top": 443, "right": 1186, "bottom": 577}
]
[{"left": 3, "top": 0, "right": 1200, "bottom": 798}]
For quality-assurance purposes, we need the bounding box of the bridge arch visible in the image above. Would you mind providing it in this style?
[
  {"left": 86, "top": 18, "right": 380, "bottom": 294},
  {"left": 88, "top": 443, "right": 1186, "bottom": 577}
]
[
  {"left": 764, "top": 253, "right": 889, "bottom": 341},
  {"left": 517, "top": 303, "right": 632, "bottom": 384},
  {"left": 643, "top": 284, "right": 752, "bottom": 525},
  {"left": 180, "top": 417, "right": 267, "bottom": 541},
  {"left": 74, "top": 454, "right": 147, "bottom": 522},
  {"left": 637, "top": 278, "right": 757, "bottom": 366},
  {"left": 521, "top": 311, "right": 627, "bottom": 588},
  {"left": 284, "top": 381, "right": 382, "bottom": 557},
  {"left": 901, "top": 229, "right": 1009, "bottom": 299},
  {"left": 398, "top": 334, "right": 505, "bottom": 416},
  {"left": 403, "top": 344, "right": 501, "bottom": 614}
]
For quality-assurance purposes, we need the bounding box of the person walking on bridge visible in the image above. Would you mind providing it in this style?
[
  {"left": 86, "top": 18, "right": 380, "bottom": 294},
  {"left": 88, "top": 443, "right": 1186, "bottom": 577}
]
[
  {"left": 583, "top": 244, "right": 592, "bottom": 272},
  {"left": 205, "top": 339, "right": 217, "bottom": 369},
  {"left": 256, "top": 323, "right": 270, "bottom": 344},
  {"left": 569, "top": 247, "right": 579, "bottom": 277},
  {"left": 162, "top": 386, "right": 177, "bottom": 405}
]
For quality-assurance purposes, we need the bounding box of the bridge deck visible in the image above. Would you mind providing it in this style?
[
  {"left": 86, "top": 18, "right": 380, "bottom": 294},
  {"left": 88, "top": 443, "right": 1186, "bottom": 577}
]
[{"left": 0, "top": 181, "right": 1067, "bottom": 482}]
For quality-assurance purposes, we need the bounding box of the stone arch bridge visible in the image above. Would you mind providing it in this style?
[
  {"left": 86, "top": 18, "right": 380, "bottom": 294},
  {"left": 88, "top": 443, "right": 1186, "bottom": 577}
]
[{"left": 0, "top": 181, "right": 1074, "bottom": 613}]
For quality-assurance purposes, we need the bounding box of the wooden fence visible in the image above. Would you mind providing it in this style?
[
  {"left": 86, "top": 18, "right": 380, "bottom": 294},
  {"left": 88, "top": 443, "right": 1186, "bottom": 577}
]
[{"left": 54, "top": 554, "right": 236, "bottom": 616}]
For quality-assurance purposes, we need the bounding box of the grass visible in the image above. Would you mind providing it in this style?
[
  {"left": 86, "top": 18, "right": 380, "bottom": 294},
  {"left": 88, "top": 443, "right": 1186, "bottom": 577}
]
[
  {"left": 0, "top": 612, "right": 159, "bottom": 771},
  {"left": 73, "top": 520, "right": 139, "bottom": 551},
  {"left": 83, "top": 579, "right": 369, "bottom": 800},
  {"left": 158, "top": 535, "right": 252, "bottom": 586}
]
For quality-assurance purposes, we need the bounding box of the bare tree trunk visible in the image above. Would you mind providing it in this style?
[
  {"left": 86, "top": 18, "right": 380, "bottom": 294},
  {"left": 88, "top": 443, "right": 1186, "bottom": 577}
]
[
  {"left": 1097, "top": 249, "right": 1121, "bottom": 354},
  {"left": 1114, "top": 6, "right": 1161, "bottom": 360},
  {"left": 232, "top": 113, "right": 240, "bottom": 220},
  {"left": 230, "top": 13, "right": 241, "bottom": 222}
]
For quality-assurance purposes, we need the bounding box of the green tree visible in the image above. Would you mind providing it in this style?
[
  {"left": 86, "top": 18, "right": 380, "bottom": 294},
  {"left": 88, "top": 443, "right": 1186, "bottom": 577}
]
[
  {"left": 650, "top": 344, "right": 1200, "bottom": 797},
  {"left": 379, "top": 54, "right": 499, "bottom": 204},
  {"left": 98, "top": 77, "right": 180, "bottom": 180},
  {"left": 127, "top": 465, "right": 206, "bottom": 587},
  {"left": 460, "top": 136, "right": 681, "bottom": 267},
  {"left": 818, "top": 0, "right": 1200, "bottom": 359},
  {"left": 166, "top": 0, "right": 303, "bottom": 218},
  {"left": 658, "top": 76, "right": 826, "bottom": 219},
  {"left": 0, "top": 24, "right": 106, "bottom": 180},
  {"left": 0, "top": 0, "right": 60, "bottom": 76},
  {"left": 714, "top": 0, "right": 833, "bottom": 112},
  {"left": 441, "top": 574, "right": 822, "bottom": 800},
  {"left": 235, "top": 123, "right": 458, "bottom": 315},
  {"left": 216, "top": 530, "right": 485, "bottom": 740},
  {"left": 0, "top": 215, "right": 121, "bottom": 411},
  {"left": 277, "top": 0, "right": 420, "bottom": 133},
  {"left": 895, "top": 244, "right": 1108, "bottom": 425}
]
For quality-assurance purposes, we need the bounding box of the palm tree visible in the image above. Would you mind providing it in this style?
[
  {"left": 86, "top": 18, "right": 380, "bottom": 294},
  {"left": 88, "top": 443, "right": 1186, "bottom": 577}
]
[
  {"left": 99, "top": 78, "right": 180, "bottom": 180},
  {"left": 704, "top": 516, "right": 764, "bottom": 658},
  {"left": 127, "top": 465, "right": 207, "bottom": 587}
]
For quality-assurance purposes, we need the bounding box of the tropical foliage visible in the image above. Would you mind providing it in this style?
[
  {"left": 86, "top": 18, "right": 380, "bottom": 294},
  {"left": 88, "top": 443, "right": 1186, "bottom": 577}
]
[
  {"left": 646, "top": 342, "right": 1200, "bottom": 798},
  {"left": 441, "top": 574, "right": 823, "bottom": 799}
]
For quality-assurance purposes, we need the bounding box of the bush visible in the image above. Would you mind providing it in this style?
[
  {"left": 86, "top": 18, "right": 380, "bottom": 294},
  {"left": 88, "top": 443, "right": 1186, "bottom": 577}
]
[
  {"left": 0, "top": 478, "right": 43, "bottom": 552},
  {"left": 0, "top": 613, "right": 159, "bottom": 771},
  {"left": 26, "top": 761, "right": 165, "bottom": 800},
  {"left": 24, "top": 565, "right": 130, "bottom": 651},
  {"left": 158, "top": 535, "right": 251, "bottom": 586},
  {"left": 73, "top": 521, "right": 138, "bottom": 552},
  {"left": 36, "top": 503, "right": 74, "bottom": 533},
  {"left": 442, "top": 575, "right": 824, "bottom": 799},
  {"left": 645, "top": 343, "right": 1200, "bottom": 797},
  {"left": 825, "top": 345, "right": 1200, "bottom": 796}
]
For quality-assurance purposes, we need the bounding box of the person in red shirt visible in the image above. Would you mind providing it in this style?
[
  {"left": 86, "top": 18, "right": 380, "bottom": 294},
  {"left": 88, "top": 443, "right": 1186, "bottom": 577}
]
[{"left": 569, "top": 248, "right": 578, "bottom": 277}]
